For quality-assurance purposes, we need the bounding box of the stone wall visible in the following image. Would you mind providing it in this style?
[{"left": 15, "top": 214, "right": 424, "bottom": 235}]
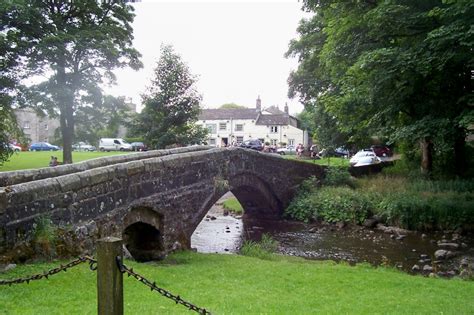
[{"left": 0, "top": 147, "right": 325, "bottom": 260}]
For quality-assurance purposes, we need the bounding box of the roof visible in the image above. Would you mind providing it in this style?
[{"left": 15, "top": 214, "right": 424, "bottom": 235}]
[
  {"left": 263, "top": 106, "right": 285, "bottom": 115},
  {"left": 256, "top": 114, "right": 290, "bottom": 125},
  {"left": 198, "top": 108, "right": 259, "bottom": 120}
]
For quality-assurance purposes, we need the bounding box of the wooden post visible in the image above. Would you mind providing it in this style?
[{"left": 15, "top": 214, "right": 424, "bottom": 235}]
[{"left": 97, "top": 237, "right": 123, "bottom": 315}]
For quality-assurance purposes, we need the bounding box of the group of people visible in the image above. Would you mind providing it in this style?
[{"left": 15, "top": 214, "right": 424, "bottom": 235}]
[{"left": 49, "top": 156, "right": 59, "bottom": 167}]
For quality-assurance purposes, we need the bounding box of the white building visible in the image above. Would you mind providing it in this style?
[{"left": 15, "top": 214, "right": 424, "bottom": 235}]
[{"left": 197, "top": 97, "right": 308, "bottom": 148}]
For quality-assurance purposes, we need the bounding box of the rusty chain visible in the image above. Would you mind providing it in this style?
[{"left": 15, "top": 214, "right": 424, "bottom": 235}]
[
  {"left": 116, "top": 257, "right": 212, "bottom": 315},
  {"left": 0, "top": 256, "right": 97, "bottom": 286}
]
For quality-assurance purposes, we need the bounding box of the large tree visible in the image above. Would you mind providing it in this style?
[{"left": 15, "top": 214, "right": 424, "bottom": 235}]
[
  {"left": 130, "top": 45, "right": 207, "bottom": 149},
  {"left": 287, "top": 0, "right": 473, "bottom": 175},
  {"left": 1, "top": 0, "right": 142, "bottom": 163}
]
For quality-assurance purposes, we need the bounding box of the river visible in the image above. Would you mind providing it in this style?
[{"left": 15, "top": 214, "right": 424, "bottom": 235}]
[{"left": 191, "top": 193, "right": 474, "bottom": 277}]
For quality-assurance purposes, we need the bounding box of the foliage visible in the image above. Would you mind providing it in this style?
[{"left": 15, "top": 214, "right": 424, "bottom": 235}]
[
  {"left": 130, "top": 45, "right": 207, "bottom": 149},
  {"left": 75, "top": 95, "right": 136, "bottom": 146},
  {"left": 219, "top": 103, "right": 245, "bottom": 109},
  {"left": 2, "top": 252, "right": 474, "bottom": 314},
  {"left": 1, "top": 0, "right": 142, "bottom": 163},
  {"left": 0, "top": 151, "right": 126, "bottom": 171},
  {"left": 323, "top": 167, "right": 354, "bottom": 187},
  {"left": 286, "top": 170, "right": 474, "bottom": 230},
  {"left": 287, "top": 0, "right": 474, "bottom": 176},
  {"left": 240, "top": 234, "right": 278, "bottom": 260},
  {"left": 222, "top": 197, "right": 243, "bottom": 215}
]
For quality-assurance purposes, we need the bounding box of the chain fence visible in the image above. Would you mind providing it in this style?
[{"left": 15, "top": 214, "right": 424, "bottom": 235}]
[
  {"left": 0, "top": 254, "right": 211, "bottom": 314},
  {"left": 116, "top": 256, "right": 212, "bottom": 315},
  {"left": 0, "top": 256, "right": 97, "bottom": 286}
]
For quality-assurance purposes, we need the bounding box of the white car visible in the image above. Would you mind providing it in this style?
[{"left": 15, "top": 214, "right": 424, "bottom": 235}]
[
  {"left": 73, "top": 142, "right": 96, "bottom": 151},
  {"left": 277, "top": 145, "right": 295, "bottom": 155},
  {"left": 9, "top": 143, "right": 22, "bottom": 152},
  {"left": 350, "top": 150, "right": 381, "bottom": 167}
]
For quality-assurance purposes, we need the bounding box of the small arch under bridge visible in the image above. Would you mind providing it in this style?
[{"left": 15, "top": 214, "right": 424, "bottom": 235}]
[{"left": 0, "top": 146, "right": 324, "bottom": 261}]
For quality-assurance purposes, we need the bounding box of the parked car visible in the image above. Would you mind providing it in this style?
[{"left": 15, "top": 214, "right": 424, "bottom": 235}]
[
  {"left": 334, "top": 147, "right": 350, "bottom": 157},
  {"left": 371, "top": 145, "right": 393, "bottom": 157},
  {"left": 131, "top": 142, "right": 147, "bottom": 151},
  {"left": 99, "top": 138, "right": 132, "bottom": 151},
  {"left": 239, "top": 139, "right": 263, "bottom": 151},
  {"left": 72, "top": 142, "right": 96, "bottom": 151},
  {"left": 29, "top": 142, "right": 60, "bottom": 151},
  {"left": 277, "top": 145, "right": 295, "bottom": 155},
  {"left": 350, "top": 150, "right": 381, "bottom": 167},
  {"left": 8, "top": 143, "right": 22, "bottom": 152}
]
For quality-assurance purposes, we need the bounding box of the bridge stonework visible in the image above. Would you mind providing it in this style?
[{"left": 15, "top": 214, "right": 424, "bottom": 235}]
[{"left": 0, "top": 147, "right": 324, "bottom": 261}]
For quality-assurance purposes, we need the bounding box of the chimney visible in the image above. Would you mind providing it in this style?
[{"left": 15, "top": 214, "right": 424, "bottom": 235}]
[
  {"left": 256, "top": 95, "right": 261, "bottom": 111},
  {"left": 284, "top": 102, "right": 289, "bottom": 114}
]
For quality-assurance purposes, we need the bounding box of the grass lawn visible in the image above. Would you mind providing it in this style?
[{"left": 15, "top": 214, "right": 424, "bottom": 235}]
[
  {"left": 283, "top": 155, "right": 350, "bottom": 167},
  {"left": 1, "top": 252, "right": 473, "bottom": 314},
  {"left": 222, "top": 197, "right": 244, "bottom": 214},
  {"left": 0, "top": 151, "right": 127, "bottom": 172}
]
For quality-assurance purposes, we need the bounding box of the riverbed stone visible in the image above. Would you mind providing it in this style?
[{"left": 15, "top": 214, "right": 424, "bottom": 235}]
[
  {"left": 363, "top": 218, "right": 378, "bottom": 228},
  {"left": 412, "top": 264, "right": 420, "bottom": 272},
  {"left": 420, "top": 254, "right": 429, "bottom": 259},
  {"left": 396, "top": 235, "right": 406, "bottom": 241},
  {"left": 435, "top": 249, "right": 449, "bottom": 260},
  {"left": 437, "top": 242, "right": 459, "bottom": 249},
  {"left": 423, "top": 265, "right": 433, "bottom": 272}
]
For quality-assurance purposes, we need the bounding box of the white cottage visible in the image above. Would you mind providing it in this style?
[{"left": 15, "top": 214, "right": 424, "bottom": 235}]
[{"left": 197, "top": 97, "right": 308, "bottom": 148}]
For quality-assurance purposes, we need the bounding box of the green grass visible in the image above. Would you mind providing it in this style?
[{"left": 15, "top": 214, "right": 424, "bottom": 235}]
[
  {"left": 222, "top": 197, "right": 244, "bottom": 215},
  {"left": 0, "top": 252, "right": 473, "bottom": 314},
  {"left": 282, "top": 155, "right": 350, "bottom": 167},
  {"left": 0, "top": 151, "right": 127, "bottom": 172}
]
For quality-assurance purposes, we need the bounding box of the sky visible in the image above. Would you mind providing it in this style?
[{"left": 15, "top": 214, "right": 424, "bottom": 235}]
[{"left": 104, "top": 0, "right": 310, "bottom": 115}]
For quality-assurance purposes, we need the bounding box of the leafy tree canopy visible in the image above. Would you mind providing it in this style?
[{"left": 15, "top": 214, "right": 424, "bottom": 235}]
[
  {"left": 288, "top": 0, "right": 473, "bottom": 175},
  {"left": 1, "top": 0, "right": 142, "bottom": 163},
  {"left": 130, "top": 45, "right": 207, "bottom": 149},
  {"left": 219, "top": 103, "right": 246, "bottom": 109}
]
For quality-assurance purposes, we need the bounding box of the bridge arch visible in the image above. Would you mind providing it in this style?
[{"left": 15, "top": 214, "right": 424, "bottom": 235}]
[{"left": 122, "top": 206, "right": 165, "bottom": 261}]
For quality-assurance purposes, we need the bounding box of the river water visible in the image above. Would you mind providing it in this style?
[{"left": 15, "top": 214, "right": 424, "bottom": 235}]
[{"left": 191, "top": 193, "right": 474, "bottom": 276}]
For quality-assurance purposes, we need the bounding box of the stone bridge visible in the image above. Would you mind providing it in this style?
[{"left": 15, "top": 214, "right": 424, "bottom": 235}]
[{"left": 0, "top": 146, "right": 324, "bottom": 261}]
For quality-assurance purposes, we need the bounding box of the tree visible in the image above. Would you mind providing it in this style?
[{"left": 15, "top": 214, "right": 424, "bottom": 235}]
[
  {"left": 219, "top": 103, "right": 245, "bottom": 109},
  {"left": 287, "top": 0, "right": 473, "bottom": 175},
  {"left": 1, "top": 0, "right": 142, "bottom": 163},
  {"left": 130, "top": 45, "right": 207, "bottom": 149},
  {"left": 75, "top": 95, "right": 135, "bottom": 146}
]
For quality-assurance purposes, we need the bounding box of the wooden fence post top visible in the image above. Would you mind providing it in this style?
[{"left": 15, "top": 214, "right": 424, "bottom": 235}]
[{"left": 97, "top": 236, "right": 123, "bottom": 315}]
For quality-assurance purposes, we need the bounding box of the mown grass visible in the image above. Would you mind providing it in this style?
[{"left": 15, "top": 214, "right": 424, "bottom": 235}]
[
  {"left": 282, "top": 155, "right": 350, "bottom": 167},
  {"left": 1, "top": 251, "right": 473, "bottom": 314},
  {"left": 0, "top": 151, "right": 127, "bottom": 172},
  {"left": 222, "top": 197, "right": 244, "bottom": 215}
]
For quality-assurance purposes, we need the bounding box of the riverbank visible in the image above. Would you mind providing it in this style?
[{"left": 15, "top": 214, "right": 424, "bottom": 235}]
[{"left": 1, "top": 251, "right": 473, "bottom": 314}]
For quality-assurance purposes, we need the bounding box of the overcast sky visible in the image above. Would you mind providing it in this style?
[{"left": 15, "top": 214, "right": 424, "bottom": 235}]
[{"left": 105, "top": 0, "right": 310, "bottom": 115}]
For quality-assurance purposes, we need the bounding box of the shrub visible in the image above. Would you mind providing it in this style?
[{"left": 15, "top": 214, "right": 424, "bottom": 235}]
[
  {"left": 32, "top": 215, "right": 58, "bottom": 258},
  {"left": 323, "top": 167, "right": 354, "bottom": 188},
  {"left": 240, "top": 234, "right": 278, "bottom": 260}
]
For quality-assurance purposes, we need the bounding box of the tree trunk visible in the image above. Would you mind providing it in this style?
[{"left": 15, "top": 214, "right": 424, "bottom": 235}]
[
  {"left": 420, "top": 137, "right": 433, "bottom": 175},
  {"left": 453, "top": 129, "right": 466, "bottom": 176},
  {"left": 57, "top": 63, "right": 75, "bottom": 164}
]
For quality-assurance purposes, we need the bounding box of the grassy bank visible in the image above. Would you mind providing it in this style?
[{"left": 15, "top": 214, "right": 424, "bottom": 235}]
[
  {"left": 285, "top": 167, "right": 474, "bottom": 230},
  {"left": 222, "top": 197, "right": 244, "bottom": 215},
  {"left": 282, "top": 155, "right": 350, "bottom": 167},
  {"left": 0, "top": 151, "right": 127, "bottom": 172},
  {"left": 1, "top": 251, "right": 473, "bottom": 314}
]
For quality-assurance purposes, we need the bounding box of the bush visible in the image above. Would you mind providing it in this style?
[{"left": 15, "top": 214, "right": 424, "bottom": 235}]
[
  {"left": 323, "top": 167, "right": 354, "bottom": 187},
  {"left": 378, "top": 192, "right": 474, "bottom": 230},
  {"left": 240, "top": 234, "right": 278, "bottom": 260}
]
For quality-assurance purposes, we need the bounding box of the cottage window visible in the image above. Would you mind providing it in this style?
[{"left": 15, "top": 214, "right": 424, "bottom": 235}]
[
  {"left": 271, "top": 139, "right": 277, "bottom": 146},
  {"left": 236, "top": 136, "right": 244, "bottom": 144},
  {"left": 270, "top": 126, "right": 278, "bottom": 133},
  {"left": 288, "top": 139, "right": 295, "bottom": 146},
  {"left": 235, "top": 124, "right": 243, "bottom": 132},
  {"left": 24, "top": 121, "right": 30, "bottom": 129},
  {"left": 219, "top": 122, "right": 227, "bottom": 131},
  {"left": 44, "top": 124, "right": 48, "bottom": 130},
  {"left": 206, "top": 124, "right": 217, "bottom": 134},
  {"left": 209, "top": 138, "right": 216, "bottom": 145}
]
